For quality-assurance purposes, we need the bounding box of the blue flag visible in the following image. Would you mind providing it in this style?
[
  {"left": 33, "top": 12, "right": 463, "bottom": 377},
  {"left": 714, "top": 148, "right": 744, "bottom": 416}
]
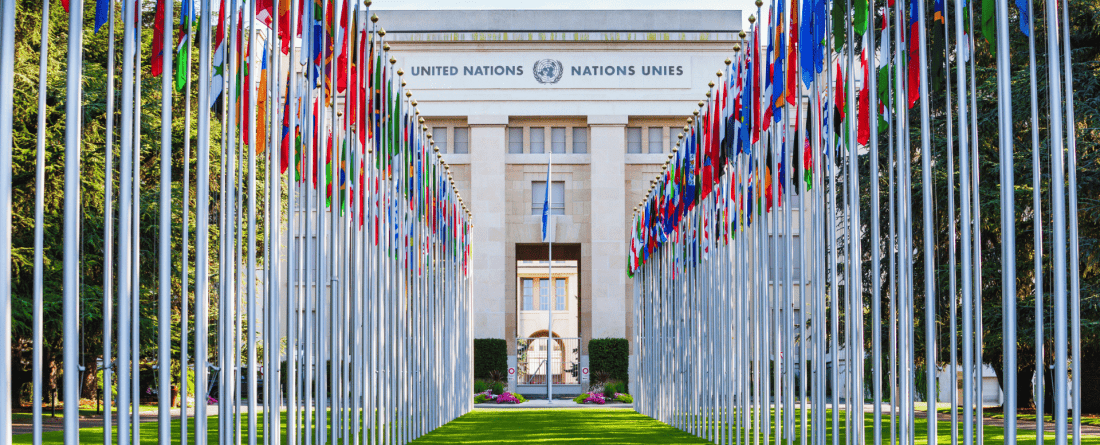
[
  {"left": 95, "top": 0, "right": 111, "bottom": 33},
  {"left": 541, "top": 162, "right": 551, "bottom": 242}
]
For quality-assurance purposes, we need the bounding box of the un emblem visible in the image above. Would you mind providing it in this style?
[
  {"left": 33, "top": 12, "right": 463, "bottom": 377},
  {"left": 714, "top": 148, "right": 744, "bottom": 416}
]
[{"left": 532, "top": 59, "right": 564, "bottom": 84}]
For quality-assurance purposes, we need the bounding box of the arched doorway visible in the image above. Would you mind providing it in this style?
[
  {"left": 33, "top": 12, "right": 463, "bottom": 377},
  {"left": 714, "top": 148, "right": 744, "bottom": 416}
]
[{"left": 517, "top": 330, "right": 580, "bottom": 385}]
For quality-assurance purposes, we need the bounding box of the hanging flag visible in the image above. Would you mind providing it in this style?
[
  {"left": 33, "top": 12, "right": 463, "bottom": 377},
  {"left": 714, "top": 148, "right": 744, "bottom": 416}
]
[
  {"left": 832, "top": 0, "right": 846, "bottom": 51},
  {"left": 281, "top": 75, "right": 293, "bottom": 174},
  {"left": 800, "top": 0, "right": 815, "bottom": 87},
  {"left": 150, "top": 0, "right": 166, "bottom": 77},
  {"left": 772, "top": 0, "right": 786, "bottom": 112},
  {"left": 257, "top": 0, "right": 274, "bottom": 25},
  {"left": 174, "top": 0, "right": 193, "bottom": 91},
  {"left": 786, "top": 0, "right": 799, "bottom": 106},
  {"left": 256, "top": 42, "right": 269, "bottom": 155},
  {"left": 278, "top": 0, "right": 295, "bottom": 53},
  {"left": 209, "top": 0, "right": 227, "bottom": 108},
  {"left": 908, "top": 0, "right": 921, "bottom": 109},
  {"left": 1015, "top": 0, "right": 1030, "bottom": 35},
  {"left": 982, "top": 0, "right": 997, "bottom": 51},
  {"left": 95, "top": 0, "right": 111, "bottom": 33},
  {"left": 854, "top": 0, "right": 868, "bottom": 37},
  {"left": 857, "top": 46, "right": 871, "bottom": 146},
  {"left": 803, "top": 101, "right": 815, "bottom": 191}
]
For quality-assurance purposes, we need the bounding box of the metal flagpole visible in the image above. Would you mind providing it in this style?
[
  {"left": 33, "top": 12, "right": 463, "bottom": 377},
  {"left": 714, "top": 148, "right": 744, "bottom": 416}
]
[
  {"left": 158, "top": 0, "right": 175, "bottom": 440},
  {"left": 195, "top": 0, "right": 213, "bottom": 437},
  {"left": 0, "top": 0, "right": 16, "bottom": 439},
  {"left": 32, "top": 0, "right": 50, "bottom": 440},
  {"left": 547, "top": 139, "right": 554, "bottom": 404}
]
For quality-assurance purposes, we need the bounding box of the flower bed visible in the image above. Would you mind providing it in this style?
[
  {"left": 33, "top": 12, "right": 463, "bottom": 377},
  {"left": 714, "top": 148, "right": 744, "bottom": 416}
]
[
  {"left": 573, "top": 392, "right": 631, "bottom": 404},
  {"left": 473, "top": 390, "right": 527, "bottom": 404}
]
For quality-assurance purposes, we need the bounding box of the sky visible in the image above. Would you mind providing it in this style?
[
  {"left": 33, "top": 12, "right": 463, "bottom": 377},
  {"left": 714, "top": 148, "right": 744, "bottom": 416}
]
[{"left": 370, "top": 0, "right": 770, "bottom": 31}]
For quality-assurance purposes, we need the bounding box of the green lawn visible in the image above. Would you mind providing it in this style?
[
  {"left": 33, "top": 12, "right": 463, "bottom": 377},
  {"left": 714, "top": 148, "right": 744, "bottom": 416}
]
[{"left": 11, "top": 408, "right": 1099, "bottom": 444}]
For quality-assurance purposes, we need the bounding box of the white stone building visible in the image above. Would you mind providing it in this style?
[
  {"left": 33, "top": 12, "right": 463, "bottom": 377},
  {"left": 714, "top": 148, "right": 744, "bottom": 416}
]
[{"left": 380, "top": 9, "right": 742, "bottom": 395}]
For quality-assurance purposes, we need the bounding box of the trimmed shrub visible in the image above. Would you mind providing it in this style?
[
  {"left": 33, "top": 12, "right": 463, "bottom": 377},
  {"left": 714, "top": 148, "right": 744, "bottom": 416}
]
[
  {"left": 474, "top": 338, "right": 508, "bottom": 380},
  {"left": 473, "top": 380, "right": 489, "bottom": 394},
  {"left": 616, "top": 394, "right": 633, "bottom": 403},
  {"left": 491, "top": 381, "right": 505, "bottom": 396},
  {"left": 474, "top": 394, "right": 489, "bottom": 404},
  {"left": 602, "top": 382, "right": 617, "bottom": 398},
  {"left": 589, "top": 338, "right": 629, "bottom": 392},
  {"left": 572, "top": 393, "right": 588, "bottom": 404}
]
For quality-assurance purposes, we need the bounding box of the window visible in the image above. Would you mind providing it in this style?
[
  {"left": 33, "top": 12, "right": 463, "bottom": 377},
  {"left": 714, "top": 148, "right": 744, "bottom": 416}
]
[
  {"left": 508, "top": 127, "right": 524, "bottom": 153},
  {"left": 453, "top": 127, "right": 469, "bottom": 154},
  {"left": 572, "top": 127, "right": 588, "bottom": 153},
  {"left": 551, "top": 127, "right": 566, "bottom": 154},
  {"left": 523, "top": 278, "right": 534, "bottom": 310},
  {"left": 648, "top": 127, "right": 664, "bottom": 154},
  {"left": 768, "top": 235, "right": 804, "bottom": 283},
  {"left": 530, "top": 127, "right": 545, "bottom": 154},
  {"left": 670, "top": 127, "right": 679, "bottom": 152},
  {"left": 555, "top": 278, "right": 566, "bottom": 310},
  {"left": 432, "top": 127, "right": 448, "bottom": 154},
  {"left": 531, "top": 181, "right": 565, "bottom": 215},
  {"left": 626, "top": 127, "right": 642, "bottom": 153},
  {"left": 539, "top": 278, "right": 550, "bottom": 310}
]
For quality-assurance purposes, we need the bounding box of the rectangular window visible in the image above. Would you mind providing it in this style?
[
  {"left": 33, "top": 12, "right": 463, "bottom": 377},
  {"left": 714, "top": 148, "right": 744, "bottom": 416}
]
[
  {"left": 432, "top": 127, "right": 448, "bottom": 154},
  {"left": 626, "top": 127, "right": 642, "bottom": 153},
  {"left": 523, "top": 278, "right": 534, "bottom": 310},
  {"left": 572, "top": 127, "right": 588, "bottom": 154},
  {"left": 508, "top": 127, "right": 524, "bottom": 153},
  {"left": 530, "top": 127, "right": 545, "bottom": 154},
  {"left": 531, "top": 181, "right": 566, "bottom": 215},
  {"left": 551, "top": 127, "right": 566, "bottom": 154},
  {"left": 670, "top": 127, "right": 679, "bottom": 152},
  {"left": 453, "top": 127, "right": 469, "bottom": 154},
  {"left": 648, "top": 127, "right": 664, "bottom": 154},
  {"left": 539, "top": 278, "right": 550, "bottom": 311},
  {"left": 555, "top": 278, "right": 566, "bottom": 311}
]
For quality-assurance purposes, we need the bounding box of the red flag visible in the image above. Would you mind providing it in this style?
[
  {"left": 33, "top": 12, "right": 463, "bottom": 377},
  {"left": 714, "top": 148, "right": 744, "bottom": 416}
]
[
  {"left": 786, "top": 0, "right": 799, "bottom": 106},
  {"left": 151, "top": 0, "right": 166, "bottom": 76},
  {"left": 835, "top": 62, "right": 846, "bottom": 121},
  {"left": 857, "top": 48, "right": 871, "bottom": 146},
  {"left": 257, "top": 0, "right": 274, "bottom": 25},
  {"left": 277, "top": 0, "right": 294, "bottom": 53}
]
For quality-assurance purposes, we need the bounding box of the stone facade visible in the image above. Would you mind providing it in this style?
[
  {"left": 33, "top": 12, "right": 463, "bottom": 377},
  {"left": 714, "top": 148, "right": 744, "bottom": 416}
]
[{"left": 380, "top": 9, "right": 742, "bottom": 394}]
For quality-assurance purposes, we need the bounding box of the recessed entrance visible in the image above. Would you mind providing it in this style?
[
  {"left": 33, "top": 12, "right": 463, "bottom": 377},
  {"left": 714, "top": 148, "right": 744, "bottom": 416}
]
[{"left": 514, "top": 244, "right": 582, "bottom": 396}]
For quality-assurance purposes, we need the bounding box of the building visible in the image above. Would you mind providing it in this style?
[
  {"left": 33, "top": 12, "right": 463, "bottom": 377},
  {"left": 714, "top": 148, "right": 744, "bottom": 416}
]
[{"left": 380, "top": 9, "right": 743, "bottom": 395}]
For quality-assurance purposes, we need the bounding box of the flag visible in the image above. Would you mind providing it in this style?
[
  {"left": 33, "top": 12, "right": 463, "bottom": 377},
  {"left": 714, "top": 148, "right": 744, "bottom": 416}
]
[
  {"left": 854, "top": 0, "right": 868, "bottom": 36},
  {"left": 150, "top": 0, "right": 166, "bottom": 77},
  {"left": 95, "top": 0, "right": 111, "bottom": 33},
  {"left": 772, "top": 0, "right": 786, "bottom": 111},
  {"left": 832, "top": 0, "right": 846, "bottom": 51},
  {"left": 1015, "top": 0, "right": 1030, "bottom": 35},
  {"left": 256, "top": 43, "right": 269, "bottom": 155},
  {"left": 174, "top": 0, "right": 193, "bottom": 91},
  {"left": 799, "top": 0, "right": 817, "bottom": 87},
  {"left": 786, "top": 0, "right": 799, "bottom": 106},
  {"left": 857, "top": 46, "right": 871, "bottom": 146},
  {"left": 982, "top": 0, "right": 997, "bottom": 50},
  {"left": 908, "top": 0, "right": 920, "bottom": 109},
  {"left": 280, "top": 75, "right": 293, "bottom": 174},
  {"left": 209, "top": 0, "right": 226, "bottom": 108},
  {"left": 278, "top": 0, "right": 295, "bottom": 53},
  {"left": 257, "top": 0, "right": 274, "bottom": 25},
  {"left": 803, "top": 102, "right": 815, "bottom": 191}
]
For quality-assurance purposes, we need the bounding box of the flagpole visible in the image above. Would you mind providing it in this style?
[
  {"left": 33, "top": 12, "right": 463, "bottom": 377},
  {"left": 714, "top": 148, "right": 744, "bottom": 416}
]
[
  {"left": 158, "top": 0, "right": 175, "bottom": 440},
  {"left": 32, "top": 0, "right": 50, "bottom": 440},
  {"left": 547, "top": 144, "right": 554, "bottom": 404}
]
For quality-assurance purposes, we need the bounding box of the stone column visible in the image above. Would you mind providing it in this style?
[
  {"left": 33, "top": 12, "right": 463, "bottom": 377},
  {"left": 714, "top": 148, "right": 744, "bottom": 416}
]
[
  {"left": 469, "top": 115, "right": 509, "bottom": 339},
  {"left": 587, "top": 115, "right": 627, "bottom": 339}
]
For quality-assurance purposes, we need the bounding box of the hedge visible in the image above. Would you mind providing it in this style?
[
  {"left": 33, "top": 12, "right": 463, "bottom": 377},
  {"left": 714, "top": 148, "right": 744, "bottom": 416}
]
[
  {"left": 589, "top": 338, "right": 629, "bottom": 392},
  {"left": 474, "top": 338, "right": 508, "bottom": 380}
]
